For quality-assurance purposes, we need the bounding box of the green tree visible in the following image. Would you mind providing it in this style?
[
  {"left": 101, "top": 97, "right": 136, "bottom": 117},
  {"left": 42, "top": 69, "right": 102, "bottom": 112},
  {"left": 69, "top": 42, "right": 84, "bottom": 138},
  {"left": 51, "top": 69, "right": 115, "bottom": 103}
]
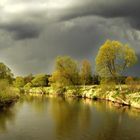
[
  {"left": 80, "top": 59, "right": 92, "bottom": 85},
  {"left": 95, "top": 40, "right": 137, "bottom": 83},
  {"left": 49, "top": 56, "right": 79, "bottom": 88},
  {"left": 31, "top": 74, "right": 49, "bottom": 94},
  {"left": 24, "top": 74, "right": 33, "bottom": 85},
  {"left": 0, "top": 63, "right": 14, "bottom": 83},
  {"left": 93, "top": 74, "right": 100, "bottom": 85},
  {"left": 0, "top": 79, "right": 18, "bottom": 106},
  {"left": 13, "top": 76, "right": 25, "bottom": 93},
  {"left": 13, "top": 76, "right": 25, "bottom": 88},
  {"left": 31, "top": 74, "right": 48, "bottom": 87},
  {"left": 24, "top": 82, "right": 32, "bottom": 93}
]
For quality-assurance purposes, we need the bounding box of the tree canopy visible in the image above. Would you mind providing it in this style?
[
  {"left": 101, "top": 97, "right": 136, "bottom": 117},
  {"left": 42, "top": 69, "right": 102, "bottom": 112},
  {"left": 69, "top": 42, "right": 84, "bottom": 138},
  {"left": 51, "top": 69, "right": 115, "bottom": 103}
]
[
  {"left": 80, "top": 59, "right": 92, "bottom": 85},
  {"left": 31, "top": 74, "right": 49, "bottom": 87},
  {"left": 24, "top": 74, "right": 33, "bottom": 85},
  {"left": 49, "top": 56, "right": 79, "bottom": 88},
  {"left": 95, "top": 40, "right": 137, "bottom": 81},
  {"left": 0, "top": 63, "right": 14, "bottom": 83},
  {"left": 13, "top": 76, "right": 25, "bottom": 88}
]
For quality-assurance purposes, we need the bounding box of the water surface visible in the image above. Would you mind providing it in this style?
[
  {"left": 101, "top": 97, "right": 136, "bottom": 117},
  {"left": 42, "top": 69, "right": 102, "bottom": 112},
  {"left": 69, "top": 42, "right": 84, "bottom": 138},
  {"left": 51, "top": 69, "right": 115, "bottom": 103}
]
[{"left": 0, "top": 96, "right": 140, "bottom": 140}]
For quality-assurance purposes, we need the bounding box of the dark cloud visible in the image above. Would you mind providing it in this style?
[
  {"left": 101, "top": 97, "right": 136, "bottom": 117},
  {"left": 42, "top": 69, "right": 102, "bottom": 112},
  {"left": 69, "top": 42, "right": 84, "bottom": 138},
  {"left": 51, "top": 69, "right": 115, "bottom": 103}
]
[
  {"left": 0, "top": 21, "right": 42, "bottom": 40},
  {"left": 0, "top": 0, "right": 139, "bottom": 76},
  {"left": 59, "top": 0, "right": 140, "bottom": 30},
  {"left": 126, "top": 53, "right": 140, "bottom": 76}
]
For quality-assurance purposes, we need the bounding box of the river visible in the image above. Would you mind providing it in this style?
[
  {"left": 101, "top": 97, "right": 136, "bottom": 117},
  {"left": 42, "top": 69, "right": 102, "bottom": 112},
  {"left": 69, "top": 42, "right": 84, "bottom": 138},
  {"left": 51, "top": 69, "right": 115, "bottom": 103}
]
[{"left": 0, "top": 96, "right": 140, "bottom": 140}]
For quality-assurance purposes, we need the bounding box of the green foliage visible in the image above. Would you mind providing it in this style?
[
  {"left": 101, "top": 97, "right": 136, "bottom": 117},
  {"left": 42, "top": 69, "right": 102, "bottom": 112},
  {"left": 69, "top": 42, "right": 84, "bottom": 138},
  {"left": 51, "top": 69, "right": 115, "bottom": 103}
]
[
  {"left": 125, "top": 76, "right": 140, "bottom": 93},
  {"left": 13, "top": 76, "right": 25, "bottom": 88},
  {"left": 80, "top": 59, "right": 92, "bottom": 85},
  {"left": 49, "top": 56, "right": 79, "bottom": 89},
  {"left": 31, "top": 74, "right": 48, "bottom": 87},
  {"left": 0, "top": 80, "right": 19, "bottom": 107},
  {"left": 92, "top": 74, "right": 100, "bottom": 85},
  {"left": 100, "top": 78, "right": 116, "bottom": 93},
  {"left": 54, "top": 87, "right": 66, "bottom": 95},
  {"left": 0, "top": 63, "right": 14, "bottom": 83},
  {"left": 96, "top": 40, "right": 137, "bottom": 81},
  {"left": 24, "top": 74, "right": 33, "bottom": 85},
  {"left": 24, "top": 83, "right": 32, "bottom": 93}
]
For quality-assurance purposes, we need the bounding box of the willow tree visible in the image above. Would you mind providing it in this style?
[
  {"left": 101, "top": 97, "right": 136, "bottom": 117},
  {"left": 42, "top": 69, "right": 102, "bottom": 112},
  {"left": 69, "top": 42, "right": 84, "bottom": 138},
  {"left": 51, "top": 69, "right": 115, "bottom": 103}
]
[
  {"left": 49, "top": 56, "right": 79, "bottom": 88},
  {"left": 95, "top": 40, "right": 137, "bottom": 83},
  {"left": 80, "top": 59, "right": 92, "bottom": 85}
]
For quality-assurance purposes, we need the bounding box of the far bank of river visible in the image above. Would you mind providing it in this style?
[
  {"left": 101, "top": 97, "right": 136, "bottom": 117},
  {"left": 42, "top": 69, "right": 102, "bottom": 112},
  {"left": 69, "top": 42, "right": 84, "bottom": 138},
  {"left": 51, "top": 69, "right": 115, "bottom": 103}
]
[{"left": 26, "top": 85, "right": 140, "bottom": 109}]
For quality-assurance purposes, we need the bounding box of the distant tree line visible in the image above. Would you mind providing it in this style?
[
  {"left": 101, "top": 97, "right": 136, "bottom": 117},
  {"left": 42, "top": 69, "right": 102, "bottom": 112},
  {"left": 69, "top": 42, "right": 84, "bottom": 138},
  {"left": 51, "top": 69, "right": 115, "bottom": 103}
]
[
  {"left": 49, "top": 40, "right": 138, "bottom": 89},
  {"left": 0, "top": 39, "right": 138, "bottom": 92}
]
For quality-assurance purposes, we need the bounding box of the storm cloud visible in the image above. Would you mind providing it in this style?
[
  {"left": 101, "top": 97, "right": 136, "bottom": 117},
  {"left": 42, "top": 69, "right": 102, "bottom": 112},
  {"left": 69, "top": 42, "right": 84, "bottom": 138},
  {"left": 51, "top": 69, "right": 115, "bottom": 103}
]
[
  {"left": 0, "top": 0, "right": 139, "bottom": 76},
  {"left": 0, "top": 22, "right": 42, "bottom": 40},
  {"left": 58, "top": 0, "right": 140, "bottom": 30}
]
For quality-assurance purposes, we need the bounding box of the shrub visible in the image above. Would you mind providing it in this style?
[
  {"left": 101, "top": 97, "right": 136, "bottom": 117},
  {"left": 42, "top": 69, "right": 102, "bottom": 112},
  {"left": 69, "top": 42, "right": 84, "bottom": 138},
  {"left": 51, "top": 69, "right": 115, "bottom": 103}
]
[
  {"left": 100, "top": 78, "right": 116, "bottom": 93},
  {"left": 0, "top": 80, "right": 19, "bottom": 107}
]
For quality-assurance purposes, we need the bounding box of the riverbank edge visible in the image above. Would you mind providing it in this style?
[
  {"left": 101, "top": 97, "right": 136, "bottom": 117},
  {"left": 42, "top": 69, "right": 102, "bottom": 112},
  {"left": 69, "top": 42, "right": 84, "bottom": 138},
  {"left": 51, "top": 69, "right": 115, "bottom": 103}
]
[
  {"left": 0, "top": 96, "right": 19, "bottom": 109},
  {"left": 26, "top": 86, "right": 140, "bottom": 109},
  {"left": 0, "top": 88, "right": 20, "bottom": 109}
]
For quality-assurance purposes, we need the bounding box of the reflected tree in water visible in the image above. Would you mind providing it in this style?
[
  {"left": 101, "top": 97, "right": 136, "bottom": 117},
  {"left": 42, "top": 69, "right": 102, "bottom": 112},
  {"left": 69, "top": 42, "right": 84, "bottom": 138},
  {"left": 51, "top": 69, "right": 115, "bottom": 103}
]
[
  {"left": 51, "top": 97, "right": 92, "bottom": 140},
  {"left": 0, "top": 108, "right": 16, "bottom": 132}
]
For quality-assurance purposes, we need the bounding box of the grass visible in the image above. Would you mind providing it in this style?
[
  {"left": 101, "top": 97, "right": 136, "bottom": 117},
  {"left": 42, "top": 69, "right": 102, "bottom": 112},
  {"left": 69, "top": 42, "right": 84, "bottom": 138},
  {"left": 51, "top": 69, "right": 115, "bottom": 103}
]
[{"left": 0, "top": 80, "right": 20, "bottom": 108}]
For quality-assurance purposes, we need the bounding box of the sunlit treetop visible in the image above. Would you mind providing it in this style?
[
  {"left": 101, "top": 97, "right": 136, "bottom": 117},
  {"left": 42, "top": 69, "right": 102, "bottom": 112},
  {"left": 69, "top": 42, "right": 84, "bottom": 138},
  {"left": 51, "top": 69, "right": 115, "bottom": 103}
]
[
  {"left": 49, "top": 56, "right": 79, "bottom": 88},
  {"left": 95, "top": 40, "right": 137, "bottom": 78}
]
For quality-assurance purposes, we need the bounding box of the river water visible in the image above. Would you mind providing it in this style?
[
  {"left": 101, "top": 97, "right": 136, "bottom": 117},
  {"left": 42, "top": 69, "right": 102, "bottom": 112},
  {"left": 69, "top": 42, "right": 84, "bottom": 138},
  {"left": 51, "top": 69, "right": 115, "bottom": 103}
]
[{"left": 0, "top": 96, "right": 140, "bottom": 140}]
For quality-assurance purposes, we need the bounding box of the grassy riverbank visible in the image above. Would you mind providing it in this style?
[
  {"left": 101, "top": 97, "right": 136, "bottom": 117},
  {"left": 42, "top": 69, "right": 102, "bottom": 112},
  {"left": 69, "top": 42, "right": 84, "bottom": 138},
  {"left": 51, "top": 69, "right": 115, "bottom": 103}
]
[
  {"left": 0, "top": 93, "right": 19, "bottom": 108},
  {"left": 26, "top": 85, "right": 140, "bottom": 109},
  {"left": 0, "top": 87, "right": 20, "bottom": 108}
]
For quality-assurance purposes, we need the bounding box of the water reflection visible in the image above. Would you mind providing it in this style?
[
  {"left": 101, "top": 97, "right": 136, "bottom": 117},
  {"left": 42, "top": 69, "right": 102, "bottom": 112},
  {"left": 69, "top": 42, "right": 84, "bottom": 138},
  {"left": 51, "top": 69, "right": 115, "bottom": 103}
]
[
  {"left": 82, "top": 98, "right": 140, "bottom": 119},
  {"left": 24, "top": 96, "right": 49, "bottom": 114},
  {"left": 80, "top": 99, "right": 140, "bottom": 140},
  {"left": 50, "top": 97, "right": 92, "bottom": 140},
  {"left": 0, "top": 96, "right": 140, "bottom": 140},
  {"left": 0, "top": 108, "right": 15, "bottom": 132}
]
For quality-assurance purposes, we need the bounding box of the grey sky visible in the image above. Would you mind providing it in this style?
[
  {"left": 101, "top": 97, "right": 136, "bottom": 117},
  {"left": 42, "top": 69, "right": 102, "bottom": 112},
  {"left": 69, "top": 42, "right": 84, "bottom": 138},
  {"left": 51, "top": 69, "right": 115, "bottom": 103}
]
[{"left": 0, "top": 0, "right": 140, "bottom": 76}]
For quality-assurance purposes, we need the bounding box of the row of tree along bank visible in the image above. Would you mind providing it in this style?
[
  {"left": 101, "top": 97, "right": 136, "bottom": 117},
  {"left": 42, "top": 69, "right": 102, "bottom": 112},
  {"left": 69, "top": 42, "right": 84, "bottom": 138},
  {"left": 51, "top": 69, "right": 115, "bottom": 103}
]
[
  {"left": 17, "top": 40, "right": 139, "bottom": 108},
  {"left": 0, "top": 39, "right": 139, "bottom": 108}
]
